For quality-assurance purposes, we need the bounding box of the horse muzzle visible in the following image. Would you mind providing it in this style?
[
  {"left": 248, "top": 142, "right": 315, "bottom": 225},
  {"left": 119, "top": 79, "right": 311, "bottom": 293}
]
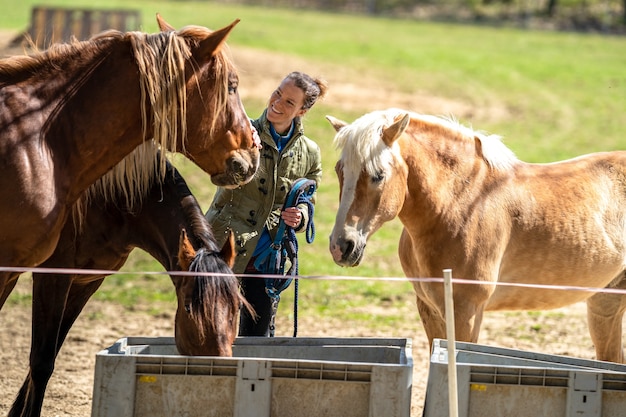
[
  {"left": 211, "top": 148, "right": 260, "bottom": 188},
  {"left": 329, "top": 234, "right": 366, "bottom": 267}
]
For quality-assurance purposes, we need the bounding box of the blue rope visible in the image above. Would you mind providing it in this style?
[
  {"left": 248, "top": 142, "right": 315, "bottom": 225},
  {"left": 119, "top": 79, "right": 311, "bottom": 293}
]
[{"left": 253, "top": 178, "right": 316, "bottom": 336}]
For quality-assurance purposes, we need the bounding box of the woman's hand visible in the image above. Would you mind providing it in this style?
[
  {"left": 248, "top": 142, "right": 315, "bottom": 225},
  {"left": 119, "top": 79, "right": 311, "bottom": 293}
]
[
  {"left": 250, "top": 123, "right": 262, "bottom": 149},
  {"left": 281, "top": 207, "right": 302, "bottom": 228}
]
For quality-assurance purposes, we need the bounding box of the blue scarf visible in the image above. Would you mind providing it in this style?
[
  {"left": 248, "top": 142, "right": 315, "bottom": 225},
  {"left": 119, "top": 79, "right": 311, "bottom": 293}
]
[{"left": 269, "top": 121, "right": 294, "bottom": 152}]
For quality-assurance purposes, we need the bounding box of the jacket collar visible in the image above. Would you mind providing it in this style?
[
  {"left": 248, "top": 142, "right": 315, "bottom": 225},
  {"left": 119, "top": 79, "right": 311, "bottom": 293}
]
[{"left": 257, "top": 109, "right": 305, "bottom": 150}]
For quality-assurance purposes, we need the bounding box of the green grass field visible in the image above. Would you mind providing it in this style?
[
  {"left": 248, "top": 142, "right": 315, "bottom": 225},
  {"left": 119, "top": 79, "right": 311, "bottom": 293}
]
[{"left": 2, "top": 0, "right": 625, "bottom": 329}]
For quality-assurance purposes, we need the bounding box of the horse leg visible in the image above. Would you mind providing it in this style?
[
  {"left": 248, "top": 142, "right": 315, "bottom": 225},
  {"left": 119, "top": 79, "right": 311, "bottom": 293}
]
[
  {"left": 0, "top": 272, "right": 21, "bottom": 310},
  {"left": 9, "top": 276, "right": 103, "bottom": 417},
  {"left": 415, "top": 289, "right": 486, "bottom": 349},
  {"left": 453, "top": 302, "right": 485, "bottom": 342},
  {"left": 55, "top": 279, "right": 105, "bottom": 349},
  {"left": 402, "top": 233, "right": 487, "bottom": 348},
  {"left": 9, "top": 274, "right": 72, "bottom": 417},
  {"left": 415, "top": 295, "right": 447, "bottom": 348},
  {"left": 586, "top": 273, "right": 626, "bottom": 363},
  {"left": 401, "top": 232, "right": 446, "bottom": 347}
]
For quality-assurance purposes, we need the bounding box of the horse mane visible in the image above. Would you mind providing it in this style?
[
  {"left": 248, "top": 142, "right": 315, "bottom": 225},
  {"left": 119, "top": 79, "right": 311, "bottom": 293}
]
[
  {"left": 1, "top": 26, "right": 234, "bottom": 156},
  {"left": 175, "top": 166, "right": 254, "bottom": 340},
  {"left": 179, "top": 194, "right": 220, "bottom": 252},
  {"left": 131, "top": 26, "right": 234, "bottom": 173},
  {"left": 0, "top": 31, "right": 123, "bottom": 83},
  {"left": 334, "top": 109, "right": 400, "bottom": 179},
  {"left": 186, "top": 248, "right": 241, "bottom": 343},
  {"left": 334, "top": 108, "right": 518, "bottom": 176},
  {"left": 60, "top": 26, "right": 235, "bottom": 225},
  {"left": 72, "top": 142, "right": 160, "bottom": 229}
]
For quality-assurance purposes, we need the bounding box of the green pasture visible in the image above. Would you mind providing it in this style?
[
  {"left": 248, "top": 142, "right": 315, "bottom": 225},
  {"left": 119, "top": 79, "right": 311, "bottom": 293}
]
[{"left": 2, "top": 1, "right": 625, "bottom": 333}]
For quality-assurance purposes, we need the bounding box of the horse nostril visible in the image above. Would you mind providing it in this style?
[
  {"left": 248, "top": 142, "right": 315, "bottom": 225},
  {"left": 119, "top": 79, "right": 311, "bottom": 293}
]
[
  {"left": 343, "top": 239, "right": 355, "bottom": 257},
  {"left": 230, "top": 159, "right": 245, "bottom": 175}
]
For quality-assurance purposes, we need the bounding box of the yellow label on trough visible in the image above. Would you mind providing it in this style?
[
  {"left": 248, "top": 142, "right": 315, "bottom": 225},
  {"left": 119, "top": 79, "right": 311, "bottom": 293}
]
[
  {"left": 470, "top": 383, "right": 487, "bottom": 391},
  {"left": 138, "top": 375, "right": 157, "bottom": 383}
]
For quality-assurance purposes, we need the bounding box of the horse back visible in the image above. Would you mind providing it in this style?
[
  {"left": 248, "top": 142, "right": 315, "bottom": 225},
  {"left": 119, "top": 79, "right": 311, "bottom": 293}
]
[
  {"left": 510, "top": 151, "right": 626, "bottom": 208},
  {"left": 405, "top": 150, "right": 626, "bottom": 298},
  {"left": 482, "top": 151, "right": 626, "bottom": 309}
]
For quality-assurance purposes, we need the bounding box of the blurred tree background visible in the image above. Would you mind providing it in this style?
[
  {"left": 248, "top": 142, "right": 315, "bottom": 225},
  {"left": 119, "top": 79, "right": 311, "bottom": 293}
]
[{"left": 218, "top": 0, "right": 626, "bottom": 33}]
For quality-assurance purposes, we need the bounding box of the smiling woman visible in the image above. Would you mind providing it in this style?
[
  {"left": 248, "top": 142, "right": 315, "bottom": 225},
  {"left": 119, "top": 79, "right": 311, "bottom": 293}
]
[{"left": 206, "top": 71, "right": 328, "bottom": 337}]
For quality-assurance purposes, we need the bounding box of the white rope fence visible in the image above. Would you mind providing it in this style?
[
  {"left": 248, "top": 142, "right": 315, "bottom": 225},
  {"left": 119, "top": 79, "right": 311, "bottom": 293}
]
[{"left": 3, "top": 265, "right": 626, "bottom": 296}]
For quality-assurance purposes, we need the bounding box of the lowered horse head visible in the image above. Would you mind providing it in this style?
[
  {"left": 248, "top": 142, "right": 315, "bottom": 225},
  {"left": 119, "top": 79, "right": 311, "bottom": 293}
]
[
  {"left": 328, "top": 108, "right": 626, "bottom": 363},
  {"left": 176, "top": 230, "right": 249, "bottom": 356},
  {"left": 72, "top": 145, "right": 249, "bottom": 358},
  {"left": 148, "top": 161, "right": 250, "bottom": 357}
]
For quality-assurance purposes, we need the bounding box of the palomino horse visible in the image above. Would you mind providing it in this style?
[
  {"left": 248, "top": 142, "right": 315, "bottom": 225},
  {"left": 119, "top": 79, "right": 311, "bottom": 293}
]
[
  {"left": 0, "top": 15, "right": 259, "bottom": 306},
  {"left": 8, "top": 156, "right": 251, "bottom": 417},
  {"left": 328, "top": 108, "right": 626, "bottom": 363}
]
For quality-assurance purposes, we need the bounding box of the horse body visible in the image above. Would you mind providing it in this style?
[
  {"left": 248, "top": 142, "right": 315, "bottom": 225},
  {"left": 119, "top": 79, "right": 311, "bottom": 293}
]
[
  {"left": 8, "top": 159, "right": 246, "bottom": 417},
  {"left": 0, "top": 17, "right": 259, "bottom": 294},
  {"left": 328, "top": 108, "right": 626, "bottom": 362}
]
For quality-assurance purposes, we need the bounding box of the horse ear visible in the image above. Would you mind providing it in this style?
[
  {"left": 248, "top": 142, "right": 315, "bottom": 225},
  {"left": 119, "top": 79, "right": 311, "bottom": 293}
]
[
  {"left": 193, "top": 19, "right": 239, "bottom": 64},
  {"left": 220, "top": 230, "right": 237, "bottom": 268},
  {"left": 156, "top": 13, "right": 176, "bottom": 32},
  {"left": 326, "top": 115, "right": 348, "bottom": 132},
  {"left": 382, "top": 113, "right": 410, "bottom": 147},
  {"left": 178, "top": 229, "right": 196, "bottom": 271}
]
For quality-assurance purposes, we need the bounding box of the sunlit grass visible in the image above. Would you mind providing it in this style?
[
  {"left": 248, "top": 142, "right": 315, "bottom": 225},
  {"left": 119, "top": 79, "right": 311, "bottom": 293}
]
[{"left": 1, "top": 1, "right": 624, "bottom": 328}]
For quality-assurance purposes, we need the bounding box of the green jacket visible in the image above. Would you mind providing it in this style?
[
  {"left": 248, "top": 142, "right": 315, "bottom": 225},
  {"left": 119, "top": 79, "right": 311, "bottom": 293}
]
[{"left": 205, "top": 110, "right": 322, "bottom": 273}]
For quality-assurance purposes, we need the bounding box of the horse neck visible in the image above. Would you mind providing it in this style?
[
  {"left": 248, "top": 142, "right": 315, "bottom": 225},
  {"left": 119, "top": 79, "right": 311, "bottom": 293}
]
[
  {"left": 44, "top": 38, "right": 154, "bottom": 202},
  {"left": 115, "top": 164, "right": 236, "bottom": 356},
  {"left": 167, "top": 162, "right": 219, "bottom": 253},
  {"left": 132, "top": 164, "right": 217, "bottom": 271},
  {"left": 398, "top": 126, "right": 488, "bottom": 230}
]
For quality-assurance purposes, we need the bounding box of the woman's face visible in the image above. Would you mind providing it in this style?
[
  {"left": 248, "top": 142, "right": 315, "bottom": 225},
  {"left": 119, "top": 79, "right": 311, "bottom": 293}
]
[{"left": 266, "top": 78, "right": 307, "bottom": 131}]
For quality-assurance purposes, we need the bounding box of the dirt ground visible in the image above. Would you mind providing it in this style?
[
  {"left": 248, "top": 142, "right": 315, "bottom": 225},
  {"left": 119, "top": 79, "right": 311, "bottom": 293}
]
[
  {"left": 0, "top": 279, "right": 600, "bottom": 417},
  {"left": 0, "top": 30, "right": 612, "bottom": 417}
]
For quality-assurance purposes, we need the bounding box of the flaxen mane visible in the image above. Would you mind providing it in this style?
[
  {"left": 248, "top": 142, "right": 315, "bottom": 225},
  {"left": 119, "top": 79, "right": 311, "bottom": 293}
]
[
  {"left": 334, "top": 108, "right": 518, "bottom": 177},
  {"left": 66, "top": 28, "right": 236, "bottom": 225},
  {"left": 130, "top": 26, "right": 234, "bottom": 176}
]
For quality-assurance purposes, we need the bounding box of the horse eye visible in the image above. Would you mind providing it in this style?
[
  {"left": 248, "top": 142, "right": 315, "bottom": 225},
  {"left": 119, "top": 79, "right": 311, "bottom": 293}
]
[
  {"left": 372, "top": 172, "right": 385, "bottom": 183},
  {"left": 228, "top": 85, "right": 236, "bottom": 94}
]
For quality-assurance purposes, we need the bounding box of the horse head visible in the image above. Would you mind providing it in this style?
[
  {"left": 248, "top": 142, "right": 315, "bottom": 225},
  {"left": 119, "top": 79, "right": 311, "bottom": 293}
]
[
  {"left": 327, "top": 110, "right": 410, "bottom": 267},
  {"left": 150, "top": 14, "right": 260, "bottom": 188},
  {"left": 175, "top": 229, "right": 249, "bottom": 356}
]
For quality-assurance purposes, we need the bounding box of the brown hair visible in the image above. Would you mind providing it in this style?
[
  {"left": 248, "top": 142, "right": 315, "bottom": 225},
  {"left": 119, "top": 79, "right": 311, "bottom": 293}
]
[{"left": 285, "top": 71, "right": 328, "bottom": 110}]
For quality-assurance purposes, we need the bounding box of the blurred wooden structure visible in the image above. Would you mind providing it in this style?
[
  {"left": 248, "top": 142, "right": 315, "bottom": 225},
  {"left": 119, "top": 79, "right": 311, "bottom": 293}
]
[{"left": 16, "top": 6, "right": 141, "bottom": 49}]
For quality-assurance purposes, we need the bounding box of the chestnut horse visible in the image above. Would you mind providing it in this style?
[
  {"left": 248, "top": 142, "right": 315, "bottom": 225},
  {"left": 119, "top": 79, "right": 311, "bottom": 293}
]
[
  {"left": 7, "top": 155, "right": 250, "bottom": 417},
  {"left": 328, "top": 108, "right": 626, "bottom": 363},
  {"left": 0, "top": 15, "right": 259, "bottom": 307}
]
